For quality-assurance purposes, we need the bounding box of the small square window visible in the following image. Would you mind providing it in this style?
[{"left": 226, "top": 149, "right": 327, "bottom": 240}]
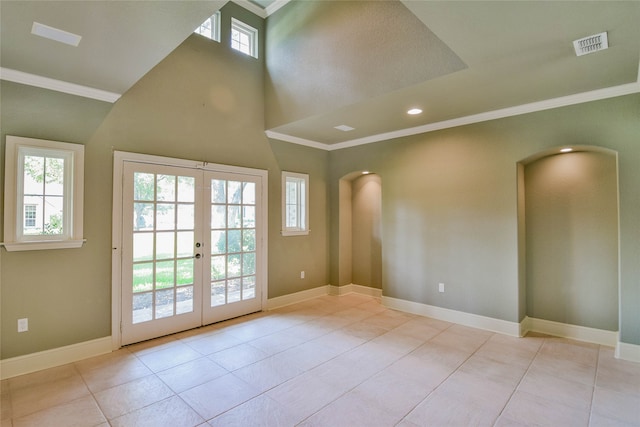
[
  {"left": 282, "top": 172, "right": 309, "bottom": 236},
  {"left": 24, "top": 205, "right": 37, "bottom": 228},
  {"left": 231, "top": 18, "right": 258, "bottom": 58},
  {"left": 195, "top": 11, "right": 221, "bottom": 42}
]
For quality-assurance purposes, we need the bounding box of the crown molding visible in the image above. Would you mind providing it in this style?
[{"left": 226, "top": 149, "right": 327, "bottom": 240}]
[
  {"left": 266, "top": 81, "right": 640, "bottom": 152},
  {"left": 0, "top": 67, "right": 121, "bottom": 103}
]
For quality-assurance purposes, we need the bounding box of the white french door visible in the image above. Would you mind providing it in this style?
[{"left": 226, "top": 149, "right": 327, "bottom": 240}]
[{"left": 118, "top": 158, "right": 265, "bottom": 345}]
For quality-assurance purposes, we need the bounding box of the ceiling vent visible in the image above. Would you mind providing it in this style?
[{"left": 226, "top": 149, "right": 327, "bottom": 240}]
[{"left": 573, "top": 32, "right": 608, "bottom": 57}]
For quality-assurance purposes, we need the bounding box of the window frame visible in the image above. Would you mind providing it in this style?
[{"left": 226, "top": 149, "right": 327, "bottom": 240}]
[
  {"left": 2, "top": 135, "right": 85, "bottom": 251},
  {"left": 194, "top": 10, "right": 221, "bottom": 42},
  {"left": 231, "top": 17, "right": 258, "bottom": 59},
  {"left": 281, "top": 171, "right": 309, "bottom": 236}
]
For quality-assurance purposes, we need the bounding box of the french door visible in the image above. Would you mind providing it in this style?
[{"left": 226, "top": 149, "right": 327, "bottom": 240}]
[{"left": 119, "top": 160, "right": 265, "bottom": 345}]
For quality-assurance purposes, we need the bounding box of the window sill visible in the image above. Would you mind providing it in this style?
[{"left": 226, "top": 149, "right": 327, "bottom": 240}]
[
  {"left": 1, "top": 239, "right": 86, "bottom": 252},
  {"left": 281, "top": 230, "right": 310, "bottom": 237}
]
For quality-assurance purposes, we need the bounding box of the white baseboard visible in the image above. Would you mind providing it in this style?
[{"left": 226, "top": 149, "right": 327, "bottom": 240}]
[
  {"left": 615, "top": 341, "right": 640, "bottom": 363},
  {"left": 267, "top": 285, "right": 330, "bottom": 310},
  {"left": 521, "top": 316, "right": 618, "bottom": 347},
  {"left": 381, "top": 296, "right": 521, "bottom": 337},
  {"left": 328, "top": 283, "right": 383, "bottom": 297},
  {"left": 0, "top": 336, "right": 112, "bottom": 380}
]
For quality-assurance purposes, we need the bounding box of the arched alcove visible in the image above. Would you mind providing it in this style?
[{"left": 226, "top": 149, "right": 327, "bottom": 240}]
[
  {"left": 518, "top": 146, "right": 619, "bottom": 331},
  {"left": 338, "top": 171, "right": 382, "bottom": 289}
]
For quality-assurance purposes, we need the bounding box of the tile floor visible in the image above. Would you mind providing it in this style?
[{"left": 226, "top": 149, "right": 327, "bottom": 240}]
[{"left": 1, "top": 293, "right": 639, "bottom": 427}]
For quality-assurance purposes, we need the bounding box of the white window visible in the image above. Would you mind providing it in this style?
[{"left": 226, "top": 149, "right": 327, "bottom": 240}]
[
  {"left": 3, "top": 135, "right": 84, "bottom": 251},
  {"left": 194, "top": 11, "right": 221, "bottom": 42},
  {"left": 282, "top": 172, "right": 309, "bottom": 236},
  {"left": 231, "top": 18, "right": 258, "bottom": 58},
  {"left": 24, "top": 205, "right": 37, "bottom": 228}
]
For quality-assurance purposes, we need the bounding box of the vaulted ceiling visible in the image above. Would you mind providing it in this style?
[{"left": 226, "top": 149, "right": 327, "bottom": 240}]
[{"left": 2, "top": 1, "right": 639, "bottom": 150}]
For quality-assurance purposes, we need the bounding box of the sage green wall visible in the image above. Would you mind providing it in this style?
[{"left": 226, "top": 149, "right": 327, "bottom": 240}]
[
  {"left": 1, "top": 3, "right": 329, "bottom": 359},
  {"left": 524, "top": 151, "right": 618, "bottom": 331},
  {"left": 329, "top": 93, "right": 640, "bottom": 345},
  {"left": 352, "top": 174, "right": 382, "bottom": 289}
]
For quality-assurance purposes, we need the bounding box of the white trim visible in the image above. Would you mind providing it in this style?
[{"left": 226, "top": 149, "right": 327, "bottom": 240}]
[
  {"left": 615, "top": 341, "right": 640, "bottom": 363},
  {"left": 266, "top": 82, "right": 640, "bottom": 152},
  {"left": 231, "top": 0, "right": 291, "bottom": 18},
  {"left": 267, "top": 285, "right": 330, "bottom": 310},
  {"left": 0, "top": 337, "right": 112, "bottom": 380},
  {"left": 521, "top": 316, "right": 618, "bottom": 347},
  {"left": 382, "top": 296, "right": 521, "bottom": 337},
  {"left": 0, "top": 67, "right": 121, "bottom": 103},
  {"left": 329, "top": 283, "right": 382, "bottom": 297},
  {"left": 1, "top": 239, "right": 86, "bottom": 252},
  {"left": 265, "top": 130, "right": 329, "bottom": 150}
]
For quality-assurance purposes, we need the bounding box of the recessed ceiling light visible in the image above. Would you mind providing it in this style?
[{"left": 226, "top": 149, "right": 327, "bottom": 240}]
[
  {"left": 334, "top": 125, "right": 355, "bottom": 132},
  {"left": 31, "top": 22, "right": 82, "bottom": 47},
  {"left": 560, "top": 148, "right": 573, "bottom": 153},
  {"left": 407, "top": 108, "right": 422, "bottom": 115}
]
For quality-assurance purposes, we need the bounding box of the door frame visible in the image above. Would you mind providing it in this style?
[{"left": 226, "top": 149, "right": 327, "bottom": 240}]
[{"left": 111, "top": 151, "right": 268, "bottom": 350}]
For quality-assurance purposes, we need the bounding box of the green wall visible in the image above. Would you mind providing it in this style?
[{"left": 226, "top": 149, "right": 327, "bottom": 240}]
[
  {"left": 524, "top": 151, "right": 619, "bottom": 331},
  {"left": 1, "top": 3, "right": 329, "bottom": 359},
  {"left": 329, "top": 93, "right": 640, "bottom": 345}
]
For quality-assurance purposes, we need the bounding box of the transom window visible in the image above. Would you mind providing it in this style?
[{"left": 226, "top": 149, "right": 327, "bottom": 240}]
[
  {"left": 194, "top": 11, "right": 220, "bottom": 42},
  {"left": 231, "top": 18, "right": 258, "bottom": 58}
]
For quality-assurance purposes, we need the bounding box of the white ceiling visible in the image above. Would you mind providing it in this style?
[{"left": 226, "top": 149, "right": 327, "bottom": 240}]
[{"left": 1, "top": 1, "right": 639, "bottom": 150}]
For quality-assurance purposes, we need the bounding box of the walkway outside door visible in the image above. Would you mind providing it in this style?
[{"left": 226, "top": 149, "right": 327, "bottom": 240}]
[{"left": 116, "top": 156, "right": 266, "bottom": 346}]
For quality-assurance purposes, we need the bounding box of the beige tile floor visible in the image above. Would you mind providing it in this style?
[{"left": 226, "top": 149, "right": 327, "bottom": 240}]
[{"left": 2, "top": 293, "right": 639, "bottom": 427}]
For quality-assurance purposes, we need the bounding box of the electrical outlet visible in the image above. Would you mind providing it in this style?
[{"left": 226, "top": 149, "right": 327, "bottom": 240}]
[
  {"left": 18, "top": 318, "right": 28, "bottom": 333},
  {"left": 438, "top": 283, "right": 445, "bottom": 293},
  {"left": 300, "top": 271, "right": 305, "bottom": 279}
]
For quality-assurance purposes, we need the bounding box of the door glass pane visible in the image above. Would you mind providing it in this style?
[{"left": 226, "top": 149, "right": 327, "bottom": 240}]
[
  {"left": 243, "top": 252, "right": 255, "bottom": 276},
  {"left": 155, "top": 232, "right": 175, "bottom": 260},
  {"left": 243, "top": 206, "right": 255, "bottom": 228},
  {"left": 177, "top": 231, "right": 194, "bottom": 258},
  {"left": 134, "top": 173, "right": 155, "bottom": 201},
  {"left": 177, "top": 204, "right": 194, "bottom": 229},
  {"left": 133, "top": 292, "right": 153, "bottom": 324},
  {"left": 211, "top": 281, "right": 225, "bottom": 306},
  {"left": 177, "top": 286, "right": 194, "bottom": 314},
  {"left": 177, "top": 259, "right": 194, "bottom": 285},
  {"left": 242, "top": 182, "right": 255, "bottom": 205},
  {"left": 155, "top": 289, "right": 174, "bottom": 319},
  {"left": 155, "top": 260, "right": 175, "bottom": 289},
  {"left": 212, "top": 180, "right": 226, "bottom": 203},
  {"left": 133, "top": 233, "right": 154, "bottom": 262},
  {"left": 228, "top": 279, "right": 241, "bottom": 303},
  {"left": 211, "top": 255, "right": 226, "bottom": 280},
  {"left": 228, "top": 206, "right": 241, "bottom": 228},
  {"left": 156, "top": 204, "right": 175, "bottom": 230},
  {"left": 228, "top": 181, "right": 242, "bottom": 204},
  {"left": 227, "top": 254, "right": 241, "bottom": 277},
  {"left": 211, "top": 205, "right": 226, "bottom": 229},
  {"left": 133, "top": 263, "right": 153, "bottom": 292},
  {"left": 228, "top": 230, "right": 241, "bottom": 253},
  {"left": 177, "top": 176, "right": 195, "bottom": 202},
  {"left": 134, "top": 203, "right": 154, "bottom": 231},
  {"left": 242, "top": 229, "right": 255, "bottom": 252},
  {"left": 157, "top": 175, "right": 176, "bottom": 201},
  {"left": 243, "top": 276, "right": 256, "bottom": 300},
  {"left": 211, "top": 230, "right": 226, "bottom": 254}
]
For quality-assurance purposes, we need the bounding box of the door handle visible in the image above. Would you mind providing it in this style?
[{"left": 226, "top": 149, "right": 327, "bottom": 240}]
[
  {"left": 195, "top": 242, "right": 201, "bottom": 248},
  {"left": 194, "top": 253, "right": 202, "bottom": 259}
]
